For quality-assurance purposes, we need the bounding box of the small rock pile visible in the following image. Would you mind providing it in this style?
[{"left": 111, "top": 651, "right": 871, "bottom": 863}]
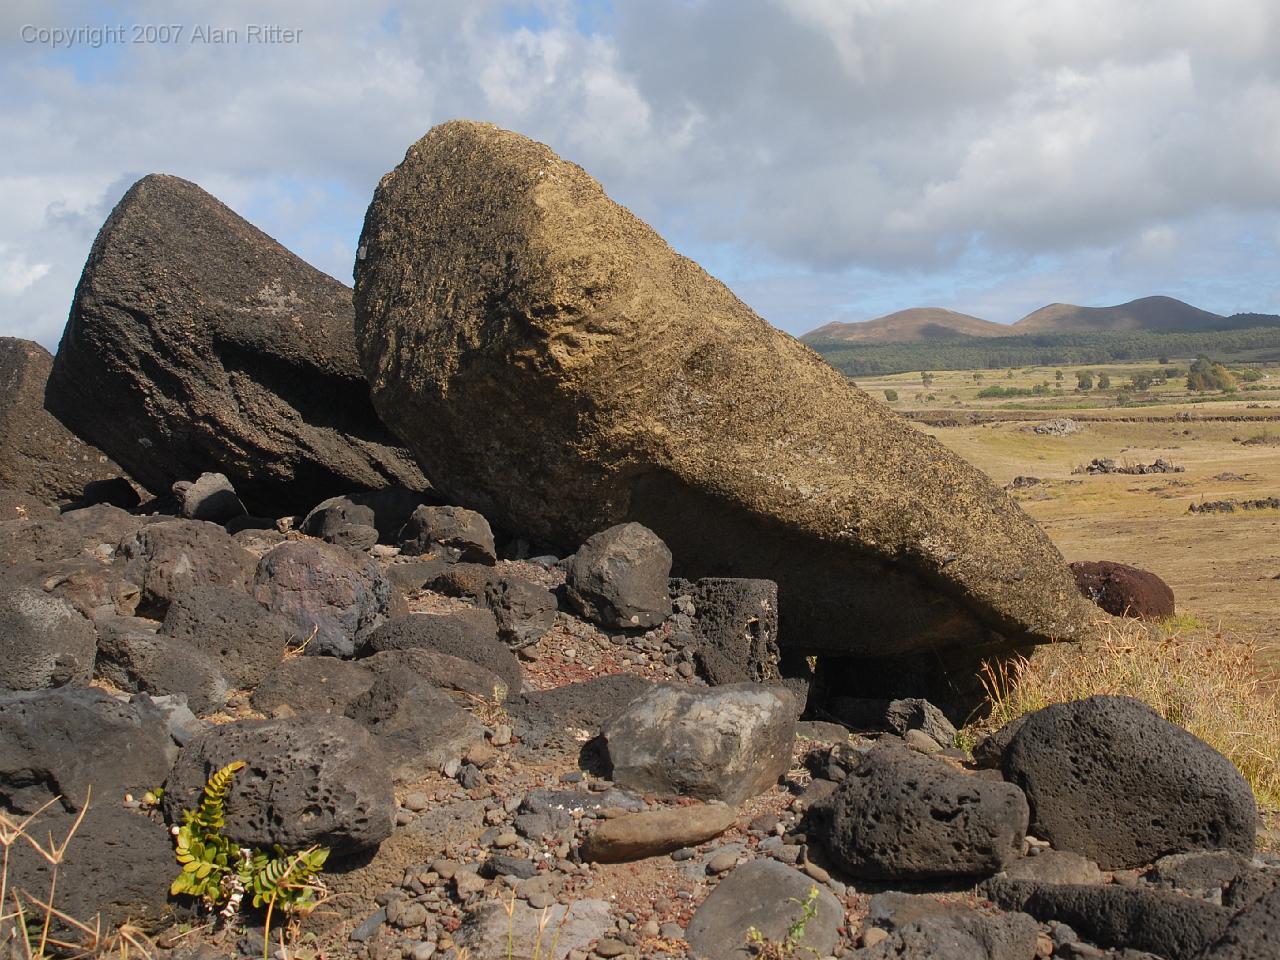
[
  {"left": 1074, "top": 457, "right": 1184, "bottom": 475},
  {"left": 1189, "top": 497, "right": 1280, "bottom": 514}
]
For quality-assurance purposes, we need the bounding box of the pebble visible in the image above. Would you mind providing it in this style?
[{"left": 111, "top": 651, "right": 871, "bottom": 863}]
[
  {"left": 861, "top": 927, "right": 888, "bottom": 949},
  {"left": 453, "top": 871, "right": 485, "bottom": 898},
  {"left": 441, "top": 758, "right": 461, "bottom": 779},
  {"left": 676, "top": 662, "right": 695, "bottom": 678},
  {"left": 491, "top": 724, "right": 513, "bottom": 746},
  {"left": 403, "top": 792, "right": 430, "bottom": 812},
  {"left": 802, "top": 861, "right": 831, "bottom": 883},
  {"left": 639, "top": 920, "right": 660, "bottom": 938},
  {"left": 706, "top": 850, "right": 738, "bottom": 874},
  {"left": 430, "top": 859, "right": 457, "bottom": 880},
  {"left": 594, "top": 938, "right": 628, "bottom": 958},
  {"left": 659, "top": 923, "right": 684, "bottom": 940},
  {"left": 904, "top": 728, "right": 943, "bottom": 755},
  {"left": 671, "top": 848, "right": 696, "bottom": 861},
  {"left": 492, "top": 832, "right": 519, "bottom": 849},
  {"left": 387, "top": 899, "right": 430, "bottom": 929},
  {"left": 349, "top": 908, "right": 386, "bottom": 943}
]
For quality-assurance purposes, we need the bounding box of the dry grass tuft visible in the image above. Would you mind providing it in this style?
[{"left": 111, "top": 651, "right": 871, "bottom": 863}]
[{"left": 965, "top": 617, "right": 1280, "bottom": 809}]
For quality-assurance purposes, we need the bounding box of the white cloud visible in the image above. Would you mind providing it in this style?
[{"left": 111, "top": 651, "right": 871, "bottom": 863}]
[{"left": 3, "top": 0, "right": 1280, "bottom": 346}]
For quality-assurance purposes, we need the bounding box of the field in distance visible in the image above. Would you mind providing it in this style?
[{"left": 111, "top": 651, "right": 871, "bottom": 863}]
[{"left": 859, "top": 359, "right": 1280, "bottom": 675}]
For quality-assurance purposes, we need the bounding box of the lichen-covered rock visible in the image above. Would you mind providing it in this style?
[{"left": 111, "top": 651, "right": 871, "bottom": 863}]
[
  {"left": 1000, "top": 696, "right": 1257, "bottom": 868},
  {"left": 353, "top": 120, "right": 1092, "bottom": 672},
  {"left": 118, "top": 519, "right": 256, "bottom": 616},
  {"left": 253, "top": 540, "right": 401, "bottom": 657},
  {"left": 0, "top": 337, "right": 125, "bottom": 503},
  {"left": 47, "top": 174, "right": 427, "bottom": 515},
  {"left": 0, "top": 574, "right": 97, "bottom": 689},
  {"left": 0, "top": 687, "right": 177, "bottom": 813},
  {"left": 601, "top": 683, "right": 795, "bottom": 804},
  {"left": 823, "top": 744, "right": 1028, "bottom": 880},
  {"left": 566, "top": 523, "right": 672, "bottom": 629},
  {"left": 162, "top": 715, "right": 395, "bottom": 854}
]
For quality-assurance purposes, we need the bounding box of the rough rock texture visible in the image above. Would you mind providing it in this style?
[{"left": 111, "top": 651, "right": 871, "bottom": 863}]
[
  {"left": 860, "top": 892, "right": 1041, "bottom": 960},
  {"left": 118, "top": 519, "right": 256, "bottom": 615},
  {"left": 1002, "top": 849, "right": 1104, "bottom": 886},
  {"left": 250, "top": 656, "right": 378, "bottom": 716},
  {"left": 829, "top": 696, "right": 957, "bottom": 747},
  {"left": 0, "top": 487, "right": 59, "bottom": 522},
  {"left": 686, "top": 860, "right": 842, "bottom": 960},
  {"left": 159, "top": 584, "right": 292, "bottom": 687},
  {"left": 671, "top": 577, "right": 780, "bottom": 684},
  {"left": 580, "top": 804, "right": 737, "bottom": 863},
  {"left": 1070, "top": 560, "right": 1175, "bottom": 619},
  {"left": 601, "top": 683, "right": 795, "bottom": 804},
  {"left": 565, "top": 523, "right": 672, "bottom": 629},
  {"left": 5, "top": 556, "right": 141, "bottom": 621},
  {"left": 1200, "top": 879, "right": 1280, "bottom": 958},
  {"left": 96, "top": 619, "right": 230, "bottom": 716},
  {"left": 983, "top": 878, "right": 1232, "bottom": 959},
  {"left": 823, "top": 745, "right": 1028, "bottom": 880},
  {"left": 1150, "top": 850, "right": 1254, "bottom": 898},
  {"left": 254, "top": 540, "right": 401, "bottom": 657},
  {"left": 0, "top": 575, "right": 97, "bottom": 689},
  {"left": 483, "top": 575, "right": 558, "bottom": 648},
  {"left": 364, "top": 647, "right": 511, "bottom": 700},
  {"left": 172, "top": 471, "right": 246, "bottom": 523},
  {"left": 1000, "top": 696, "right": 1257, "bottom": 868},
  {"left": 0, "top": 503, "right": 155, "bottom": 568},
  {"left": 0, "top": 687, "right": 177, "bottom": 813},
  {"left": 0, "top": 337, "right": 124, "bottom": 503},
  {"left": 506, "top": 674, "right": 654, "bottom": 760},
  {"left": 353, "top": 120, "right": 1092, "bottom": 669},
  {"left": 4, "top": 806, "right": 175, "bottom": 933},
  {"left": 301, "top": 495, "right": 379, "bottom": 549},
  {"left": 162, "top": 715, "right": 395, "bottom": 854},
  {"left": 46, "top": 173, "right": 427, "bottom": 515},
  {"left": 360, "top": 611, "right": 519, "bottom": 691},
  {"left": 398, "top": 504, "right": 496, "bottom": 563},
  {"left": 456, "top": 898, "right": 611, "bottom": 960}
]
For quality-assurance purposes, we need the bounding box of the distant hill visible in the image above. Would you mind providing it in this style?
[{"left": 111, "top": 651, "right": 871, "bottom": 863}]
[
  {"left": 1011, "top": 296, "right": 1223, "bottom": 334},
  {"left": 808, "top": 307, "right": 1009, "bottom": 343},
  {"left": 803, "top": 296, "right": 1280, "bottom": 344}
]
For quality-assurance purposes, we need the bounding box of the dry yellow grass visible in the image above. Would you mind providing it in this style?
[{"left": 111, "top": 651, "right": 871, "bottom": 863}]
[{"left": 964, "top": 617, "right": 1280, "bottom": 810}]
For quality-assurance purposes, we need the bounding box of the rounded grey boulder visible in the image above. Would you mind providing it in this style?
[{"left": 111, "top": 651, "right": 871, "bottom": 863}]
[
  {"left": 566, "top": 522, "right": 672, "bottom": 629},
  {"left": 162, "top": 715, "right": 395, "bottom": 855},
  {"left": 824, "top": 744, "right": 1028, "bottom": 880},
  {"left": 118, "top": 518, "right": 256, "bottom": 616},
  {"left": 1001, "top": 696, "right": 1257, "bottom": 869}
]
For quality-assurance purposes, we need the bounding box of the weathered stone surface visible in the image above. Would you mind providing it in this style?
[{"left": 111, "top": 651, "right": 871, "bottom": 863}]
[
  {"left": 4, "top": 806, "right": 175, "bottom": 933},
  {"left": 6, "top": 556, "right": 141, "bottom": 620},
  {"left": 1001, "top": 696, "right": 1256, "bottom": 869},
  {"left": 686, "top": 859, "right": 841, "bottom": 960},
  {"left": 860, "top": 892, "right": 1040, "bottom": 960},
  {"left": 456, "top": 898, "right": 612, "bottom": 960},
  {"left": 1149, "top": 850, "right": 1254, "bottom": 898},
  {"left": 0, "top": 574, "right": 97, "bottom": 689},
  {"left": 364, "top": 647, "right": 510, "bottom": 700},
  {"left": 159, "top": 584, "right": 292, "bottom": 687},
  {"left": 507, "top": 674, "right": 654, "bottom": 759},
  {"left": 580, "top": 804, "right": 737, "bottom": 863},
  {"left": 398, "top": 504, "right": 496, "bottom": 562},
  {"left": 483, "top": 575, "right": 558, "bottom": 649},
  {"left": 162, "top": 715, "right": 395, "bottom": 854},
  {"left": 601, "top": 683, "right": 795, "bottom": 804},
  {"left": 1002, "top": 849, "right": 1104, "bottom": 886},
  {"left": 172, "top": 472, "right": 246, "bottom": 523},
  {"left": 0, "top": 687, "right": 176, "bottom": 813},
  {"left": 0, "top": 337, "right": 125, "bottom": 503},
  {"left": 1200, "top": 878, "right": 1280, "bottom": 958},
  {"left": 1071, "top": 560, "right": 1175, "bottom": 619},
  {"left": 300, "top": 495, "right": 379, "bottom": 549},
  {"left": 96, "top": 620, "right": 230, "bottom": 716},
  {"left": 828, "top": 696, "right": 957, "bottom": 747},
  {"left": 47, "top": 173, "right": 427, "bottom": 515},
  {"left": 823, "top": 744, "right": 1028, "bottom": 880},
  {"left": 0, "top": 487, "right": 59, "bottom": 521},
  {"left": 671, "top": 576, "right": 779, "bottom": 684},
  {"left": 118, "top": 519, "right": 256, "bottom": 615},
  {"left": 254, "top": 540, "right": 400, "bottom": 657},
  {"left": 250, "top": 656, "right": 377, "bottom": 716},
  {"left": 361, "top": 610, "right": 519, "bottom": 691},
  {"left": 983, "top": 878, "right": 1232, "bottom": 959},
  {"left": 353, "top": 120, "right": 1092, "bottom": 671},
  {"left": 0, "top": 503, "right": 155, "bottom": 568}
]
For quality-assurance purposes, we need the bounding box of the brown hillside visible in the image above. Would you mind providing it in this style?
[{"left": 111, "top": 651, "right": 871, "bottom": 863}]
[
  {"left": 1012, "top": 296, "right": 1223, "bottom": 333},
  {"left": 806, "top": 307, "right": 1009, "bottom": 342}
]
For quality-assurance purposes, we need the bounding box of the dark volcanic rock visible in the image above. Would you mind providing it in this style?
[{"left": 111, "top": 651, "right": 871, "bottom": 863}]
[
  {"left": 1070, "top": 560, "right": 1175, "bottom": 618},
  {"left": 162, "top": 715, "right": 395, "bottom": 854},
  {"left": 364, "top": 647, "right": 510, "bottom": 700},
  {"left": 172, "top": 471, "right": 247, "bottom": 523},
  {"left": 360, "top": 610, "right": 519, "bottom": 691},
  {"left": 0, "top": 337, "right": 124, "bottom": 503},
  {"left": 685, "top": 859, "right": 841, "bottom": 960},
  {"left": 0, "top": 687, "right": 176, "bottom": 813},
  {"left": 159, "top": 584, "right": 293, "bottom": 687},
  {"left": 250, "top": 656, "right": 377, "bottom": 716},
  {"left": 824, "top": 744, "right": 1028, "bottom": 880},
  {"left": 300, "top": 495, "right": 379, "bottom": 549},
  {"left": 46, "top": 173, "right": 427, "bottom": 515},
  {"left": 507, "top": 674, "right": 654, "bottom": 759},
  {"left": 0, "top": 573, "right": 97, "bottom": 689},
  {"left": 983, "top": 878, "right": 1231, "bottom": 959},
  {"left": 118, "top": 518, "right": 256, "bottom": 615},
  {"left": 566, "top": 522, "right": 672, "bottom": 629},
  {"left": 0, "top": 487, "right": 58, "bottom": 521},
  {"left": 353, "top": 120, "right": 1092, "bottom": 674},
  {"left": 96, "top": 617, "right": 230, "bottom": 716},
  {"left": 253, "top": 540, "right": 401, "bottom": 657},
  {"left": 5, "top": 555, "right": 142, "bottom": 621},
  {"left": 398, "top": 504, "right": 496, "bottom": 562},
  {"left": 601, "top": 683, "right": 795, "bottom": 804},
  {"left": 670, "top": 576, "right": 780, "bottom": 684},
  {"left": 0, "top": 503, "right": 154, "bottom": 568},
  {"left": 77, "top": 475, "right": 141, "bottom": 510},
  {"left": 5, "top": 806, "right": 175, "bottom": 933},
  {"left": 483, "top": 575, "right": 558, "bottom": 648},
  {"left": 860, "top": 892, "right": 1040, "bottom": 960},
  {"left": 1200, "top": 878, "right": 1280, "bottom": 958},
  {"left": 1000, "top": 696, "right": 1256, "bottom": 869}
]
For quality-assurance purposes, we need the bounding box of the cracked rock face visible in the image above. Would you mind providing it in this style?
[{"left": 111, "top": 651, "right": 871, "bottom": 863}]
[
  {"left": 47, "top": 174, "right": 427, "bottom": 515},
  {"left": 353, "top": 120, "right": 1092, "bottom": 673}
]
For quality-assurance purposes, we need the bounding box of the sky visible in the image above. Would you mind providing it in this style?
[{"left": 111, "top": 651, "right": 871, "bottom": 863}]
[{"left": 4, "top": 0, "right": 1280, "bottom": 349}]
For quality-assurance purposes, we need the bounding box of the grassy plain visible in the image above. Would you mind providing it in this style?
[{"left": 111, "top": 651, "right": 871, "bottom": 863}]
[{"left": 858, "top": 360, "right": 1280, "bottom": 673}]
